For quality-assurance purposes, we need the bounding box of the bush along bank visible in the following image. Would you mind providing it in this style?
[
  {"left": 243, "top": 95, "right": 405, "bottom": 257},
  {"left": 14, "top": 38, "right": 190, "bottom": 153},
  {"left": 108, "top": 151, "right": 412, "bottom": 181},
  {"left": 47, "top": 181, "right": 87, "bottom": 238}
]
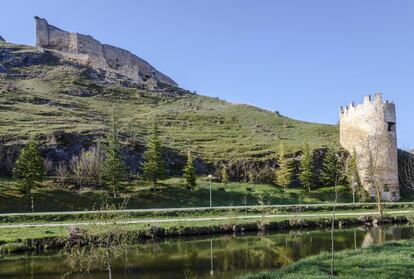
[{"left": 0, "top": 215, "right": 408, "bottom": 254}]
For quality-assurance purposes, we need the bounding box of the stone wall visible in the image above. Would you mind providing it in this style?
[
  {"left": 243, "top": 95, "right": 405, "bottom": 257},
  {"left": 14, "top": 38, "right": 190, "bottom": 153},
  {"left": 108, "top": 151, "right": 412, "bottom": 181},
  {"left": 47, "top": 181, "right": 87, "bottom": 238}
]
[
  {"left": 339, "top": 93, "right": 400, "bottom": 200},
  {"left": 34, "top": 16, "right": 177, "bottom": 87}
]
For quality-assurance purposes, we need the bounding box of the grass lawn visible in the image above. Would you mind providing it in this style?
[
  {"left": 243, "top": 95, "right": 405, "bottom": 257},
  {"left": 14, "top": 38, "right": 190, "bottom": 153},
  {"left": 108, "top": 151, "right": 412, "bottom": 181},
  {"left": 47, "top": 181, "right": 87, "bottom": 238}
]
[
  {"left": 244, "top": 239, "right": 414, "bottom": 279},
  {"left": 0, "top": 176, "right": 356, "bottom": 213}
]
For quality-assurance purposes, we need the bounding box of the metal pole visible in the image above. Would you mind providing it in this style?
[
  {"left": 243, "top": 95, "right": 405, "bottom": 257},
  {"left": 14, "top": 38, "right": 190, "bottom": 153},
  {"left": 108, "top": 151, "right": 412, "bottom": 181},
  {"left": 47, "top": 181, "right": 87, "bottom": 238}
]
[{"left": 209, "top": 175, "right": 212, "bottom": 208}]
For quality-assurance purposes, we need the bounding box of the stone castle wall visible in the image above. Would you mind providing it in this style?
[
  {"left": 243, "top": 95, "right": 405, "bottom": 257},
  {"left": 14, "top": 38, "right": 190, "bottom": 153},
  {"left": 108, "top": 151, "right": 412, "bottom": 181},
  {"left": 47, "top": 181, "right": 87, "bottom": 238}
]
[
  {"left": 339, "top": 93, "right": 400, "bottom": 200},
  {"left": 34, "top": 16, "right": 177, "bottom": 86}
]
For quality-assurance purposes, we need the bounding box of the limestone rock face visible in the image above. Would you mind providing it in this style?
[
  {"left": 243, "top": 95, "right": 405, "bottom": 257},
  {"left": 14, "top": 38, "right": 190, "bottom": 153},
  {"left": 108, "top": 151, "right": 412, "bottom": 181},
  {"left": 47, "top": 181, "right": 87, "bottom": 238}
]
[
  {"left": 34, "top": 16, "right": 177, "bottom": 87},
  {"left": 0, "top": 36, "right": 5, "bottom": 42}
]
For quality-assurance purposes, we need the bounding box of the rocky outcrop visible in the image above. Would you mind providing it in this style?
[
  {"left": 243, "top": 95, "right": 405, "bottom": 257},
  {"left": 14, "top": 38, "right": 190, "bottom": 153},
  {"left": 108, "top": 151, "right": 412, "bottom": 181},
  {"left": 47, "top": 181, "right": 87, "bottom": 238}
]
[
  {"left": 34, "top": 16, "right": 177, "bottom": 87},
  {"left": 0, "top": 36, "right": 5, "bottom": 42},
  {"left": 0, "top": 130, "right": 204, "bottom": 177}
]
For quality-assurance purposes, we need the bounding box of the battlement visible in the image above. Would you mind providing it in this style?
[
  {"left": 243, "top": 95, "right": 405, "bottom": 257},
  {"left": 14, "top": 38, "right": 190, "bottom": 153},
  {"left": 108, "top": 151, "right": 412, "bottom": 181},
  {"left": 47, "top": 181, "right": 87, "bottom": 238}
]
[
  {"left": 339, "top": 93, "right": 394, "bottom": 115},
  {"left": 34, "top": 16, "right": 177, "bottom": 87}
]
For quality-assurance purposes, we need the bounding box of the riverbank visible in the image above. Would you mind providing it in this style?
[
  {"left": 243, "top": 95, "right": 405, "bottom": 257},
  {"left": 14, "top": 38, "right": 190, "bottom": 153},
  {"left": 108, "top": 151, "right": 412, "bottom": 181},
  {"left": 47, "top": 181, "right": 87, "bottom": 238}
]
[
  {"left": 244, "top": 239, "right": 414, "bottom": 279},
  {"left": 0, "top": 213, "right": 409, "bottom": 254}
]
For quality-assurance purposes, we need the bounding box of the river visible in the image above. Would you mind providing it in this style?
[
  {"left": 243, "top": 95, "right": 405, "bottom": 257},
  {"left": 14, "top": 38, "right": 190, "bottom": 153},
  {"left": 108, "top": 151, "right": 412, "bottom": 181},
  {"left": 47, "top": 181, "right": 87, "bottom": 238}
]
[{"left": 1, "top": 224, "right": 413, "bottom": 278}]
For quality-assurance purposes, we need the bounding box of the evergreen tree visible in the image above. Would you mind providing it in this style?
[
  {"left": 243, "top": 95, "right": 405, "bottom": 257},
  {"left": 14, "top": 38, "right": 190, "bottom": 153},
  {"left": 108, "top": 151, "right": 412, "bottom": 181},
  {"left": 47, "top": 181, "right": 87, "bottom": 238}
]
[
  {"left": 274, "top": 142, "right": 294, "bottom": 192},
  {"left": 13, "top": 139, "right": 44, "bottom": 195},
  {"left": 221, "top": 165, "right": 230, "bottom": 185},
  {"left": 142, "top": 119, "right": 165, "bottom": 190},
  {"left": 104, "top": 108, "right": 127, "bottom": 197},
  {"left": 183, "top": 150, "right": 196, "bottom": 189},
  {"left": 321, "top": 147, "right": 344, "bottom": 186},
  {"left": 299, "top": 144, "right": 315, "bottom": 192}
]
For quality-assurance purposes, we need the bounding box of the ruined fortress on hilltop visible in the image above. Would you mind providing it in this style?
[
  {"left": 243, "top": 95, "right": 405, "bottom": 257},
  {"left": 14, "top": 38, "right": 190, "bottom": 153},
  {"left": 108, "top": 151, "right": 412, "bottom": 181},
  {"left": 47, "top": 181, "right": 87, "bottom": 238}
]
[
  {"left": 340, "top": 93, "right": 400, "bottom": 201},
  {"left": 34, "top": 16, "right": 177, "bottom": 87}
]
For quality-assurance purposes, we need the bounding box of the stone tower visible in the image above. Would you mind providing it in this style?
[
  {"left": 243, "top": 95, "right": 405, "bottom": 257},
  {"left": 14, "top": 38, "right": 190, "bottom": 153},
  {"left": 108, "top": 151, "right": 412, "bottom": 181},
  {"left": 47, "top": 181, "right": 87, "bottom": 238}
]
[{"left": 339, "top": 93, "right": 399, "bottom": 201}]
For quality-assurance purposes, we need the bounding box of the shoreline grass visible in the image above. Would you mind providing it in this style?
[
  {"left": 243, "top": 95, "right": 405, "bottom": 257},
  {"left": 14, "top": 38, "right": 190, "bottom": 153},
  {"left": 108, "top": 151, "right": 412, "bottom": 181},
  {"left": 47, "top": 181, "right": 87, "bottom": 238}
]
[{"left": 243, "top": 239, "right": 414, "bottom": 279}]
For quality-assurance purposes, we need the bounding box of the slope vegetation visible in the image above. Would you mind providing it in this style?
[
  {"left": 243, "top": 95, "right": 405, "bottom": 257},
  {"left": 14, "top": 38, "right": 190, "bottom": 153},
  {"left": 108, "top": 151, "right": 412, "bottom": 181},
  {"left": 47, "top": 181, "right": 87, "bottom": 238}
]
[{"left": 0, "top": 41, "right": 338, "bottom": 167}]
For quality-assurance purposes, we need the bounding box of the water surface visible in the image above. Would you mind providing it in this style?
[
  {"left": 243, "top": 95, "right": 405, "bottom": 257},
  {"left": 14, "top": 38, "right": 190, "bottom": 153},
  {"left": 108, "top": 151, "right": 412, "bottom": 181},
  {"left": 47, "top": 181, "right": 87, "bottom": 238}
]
[{"left": 1, "top": 224, "right": 413, "bottom": 278}]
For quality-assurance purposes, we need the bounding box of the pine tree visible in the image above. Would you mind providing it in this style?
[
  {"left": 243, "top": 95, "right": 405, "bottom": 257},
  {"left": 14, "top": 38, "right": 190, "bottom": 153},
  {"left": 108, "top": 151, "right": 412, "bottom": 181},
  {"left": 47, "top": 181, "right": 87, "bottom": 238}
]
[
  {"left": 221, "top": 165, "right": 230, "bottom": 185},
  {"left": 142, "top": 119, "right": 165, "bottom": 191},
  {"left": 299, "top": 143, "right": 315, "bottom": 193},
  {"left": 13, "top": 139, "right": 44, "bottom": 195},
  {"left": 274, "top": 142, "right": 294, "bottom": 192},
  {"left": 104, "top": 108, "right": 127, "bottom": 197},
  {"left": 183, "top": 150, "right": 196, "bottom": 190},
  {"left": 321, "top": 147, "right": 344, "bottom": 186}
]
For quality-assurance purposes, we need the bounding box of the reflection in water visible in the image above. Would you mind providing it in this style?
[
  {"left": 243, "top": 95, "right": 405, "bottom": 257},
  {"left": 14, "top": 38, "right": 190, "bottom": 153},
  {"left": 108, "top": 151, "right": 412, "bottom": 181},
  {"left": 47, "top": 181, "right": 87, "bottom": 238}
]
[
  {"left": 1, "top": 224, "right": 414, "bottom": 279},
  {"left": 210, "top": 239, "right": 214, "bottom": 277}
]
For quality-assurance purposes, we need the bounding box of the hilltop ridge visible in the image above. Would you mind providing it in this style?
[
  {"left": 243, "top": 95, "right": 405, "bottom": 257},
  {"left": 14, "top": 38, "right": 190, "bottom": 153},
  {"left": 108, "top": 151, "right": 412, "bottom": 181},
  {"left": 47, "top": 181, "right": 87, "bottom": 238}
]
[{"left": 34, "top": 16, "right": 177, "bottom": 87}]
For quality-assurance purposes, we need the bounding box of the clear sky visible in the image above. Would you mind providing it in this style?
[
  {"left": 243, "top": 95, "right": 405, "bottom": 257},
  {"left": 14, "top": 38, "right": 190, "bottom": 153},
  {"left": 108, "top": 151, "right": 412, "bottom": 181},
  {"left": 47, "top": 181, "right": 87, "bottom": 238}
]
[{"left": 1, "top": 0, "right": 414, "bottom": 148}]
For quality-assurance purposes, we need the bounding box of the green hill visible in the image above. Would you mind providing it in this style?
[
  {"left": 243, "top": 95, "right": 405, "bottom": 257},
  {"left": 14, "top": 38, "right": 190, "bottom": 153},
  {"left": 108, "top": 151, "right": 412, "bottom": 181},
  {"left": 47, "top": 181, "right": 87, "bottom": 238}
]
[{"left": 0, "top": 41, "right": 338, "bottom": 175}]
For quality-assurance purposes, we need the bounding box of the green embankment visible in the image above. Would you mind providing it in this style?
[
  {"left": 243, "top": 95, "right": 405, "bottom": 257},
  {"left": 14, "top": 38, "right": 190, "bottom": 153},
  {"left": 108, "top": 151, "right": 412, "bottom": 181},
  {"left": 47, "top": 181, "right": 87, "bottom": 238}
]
[{"left": 244, "top": 240, "right": 414, "bottom": 279}]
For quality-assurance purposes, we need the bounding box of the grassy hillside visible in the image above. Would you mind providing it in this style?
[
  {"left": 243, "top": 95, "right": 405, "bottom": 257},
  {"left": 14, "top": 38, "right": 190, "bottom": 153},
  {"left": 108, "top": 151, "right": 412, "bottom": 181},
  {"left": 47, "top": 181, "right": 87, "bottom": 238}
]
[{"left": 0, "top": 42, "right": 338, "bottom": 164}]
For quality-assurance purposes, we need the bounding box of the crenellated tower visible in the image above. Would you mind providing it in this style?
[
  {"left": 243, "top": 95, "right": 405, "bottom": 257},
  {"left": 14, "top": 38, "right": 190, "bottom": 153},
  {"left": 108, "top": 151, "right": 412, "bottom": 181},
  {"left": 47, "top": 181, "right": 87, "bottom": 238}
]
[{"left": 339, "top": 93, "right": 399, "bottom": 201}]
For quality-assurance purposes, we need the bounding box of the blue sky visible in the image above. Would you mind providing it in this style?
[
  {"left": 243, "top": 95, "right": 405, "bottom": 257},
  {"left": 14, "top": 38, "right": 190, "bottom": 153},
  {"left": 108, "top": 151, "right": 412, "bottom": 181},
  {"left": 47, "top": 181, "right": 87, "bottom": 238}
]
[{"left": 1, "top": 0, "right": 414, "bottom": 148}]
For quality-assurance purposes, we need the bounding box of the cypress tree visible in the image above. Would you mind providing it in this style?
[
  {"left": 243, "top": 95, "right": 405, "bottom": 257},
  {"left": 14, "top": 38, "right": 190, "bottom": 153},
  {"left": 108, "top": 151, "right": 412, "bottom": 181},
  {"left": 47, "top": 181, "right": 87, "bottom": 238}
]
[
  {"left": 13, "top": 139, "right": 44, "bottom": 195},
  {"left": 104, "top": 108, "right": 127, "bottom": 197},
  {"left": 221, "top": 165, "right": 230, "bottom": 185},
  {"left": 183, "top": 150, "right": 196, "bottom": 190},
  {"left": 274, "top": 142, "right": 294, "bottom": 192},
  {"left": 299, "top": 144, "right": 315, "bottom": 192},
  {"left": 142, "top": 119, "right": 165, "bottom": 191}
]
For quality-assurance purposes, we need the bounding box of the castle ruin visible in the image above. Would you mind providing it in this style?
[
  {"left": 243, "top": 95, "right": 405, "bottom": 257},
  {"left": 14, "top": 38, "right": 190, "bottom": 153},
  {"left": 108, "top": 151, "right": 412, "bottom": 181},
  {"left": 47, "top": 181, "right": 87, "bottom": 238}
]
[
  {"left": 339, "top": 93, "right": 400, "bottom": 201},
  {"left": 34, "top": 16, "right": 177, "bottom": 87}
]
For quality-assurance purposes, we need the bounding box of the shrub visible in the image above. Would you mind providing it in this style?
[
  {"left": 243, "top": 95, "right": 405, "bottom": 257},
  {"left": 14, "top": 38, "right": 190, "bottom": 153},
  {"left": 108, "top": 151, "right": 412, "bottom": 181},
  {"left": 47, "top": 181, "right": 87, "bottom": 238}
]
[{"left": 70, "top": 145, "right": 104, "bottom": 189}]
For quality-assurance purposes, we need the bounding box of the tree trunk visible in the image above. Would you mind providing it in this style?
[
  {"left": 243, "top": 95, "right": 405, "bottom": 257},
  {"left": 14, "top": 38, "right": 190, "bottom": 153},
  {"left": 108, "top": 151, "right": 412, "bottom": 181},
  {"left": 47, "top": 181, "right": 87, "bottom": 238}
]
[{"left": 375, "top": 183, "right": 383, "bottom": 217}]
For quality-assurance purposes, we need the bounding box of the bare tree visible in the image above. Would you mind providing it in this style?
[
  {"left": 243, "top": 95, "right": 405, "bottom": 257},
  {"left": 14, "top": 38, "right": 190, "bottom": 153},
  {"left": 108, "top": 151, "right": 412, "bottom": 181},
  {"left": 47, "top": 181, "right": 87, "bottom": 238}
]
[
  {"left": 56, "top": 162, "right": 70, "bottom": 187},
  {"left": 70, "top": 145, "right": 105, "bottom": 190},
  {"left": 256, "top": 192, "right": 273, "bottom": 231},
  {"left": 358, "top": 131, "right": 394, "bottom": 217},
  {"left": 63, "top": 200, "right": 130, "bottom": 278},
  {"left": 43, "top": 158, "right": 54, "bottom": 176},
  {"left": 329, "top": 148, "right": 346, "bottom": 277}
]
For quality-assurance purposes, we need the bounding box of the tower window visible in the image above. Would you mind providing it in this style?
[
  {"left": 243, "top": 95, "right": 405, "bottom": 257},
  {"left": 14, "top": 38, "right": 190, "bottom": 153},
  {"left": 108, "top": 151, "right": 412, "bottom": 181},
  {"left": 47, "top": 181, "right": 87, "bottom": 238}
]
[{"left": 387, "top": 122, "right": 396, "bottom": 132}]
